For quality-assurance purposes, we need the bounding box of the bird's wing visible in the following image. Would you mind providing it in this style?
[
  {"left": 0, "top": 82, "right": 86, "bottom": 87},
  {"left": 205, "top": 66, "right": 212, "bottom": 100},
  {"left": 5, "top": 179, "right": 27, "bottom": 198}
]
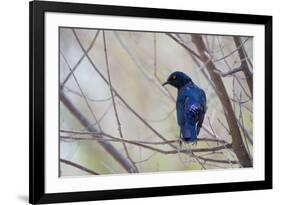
[
  {"left": 196, "top": 89, "right": 206, "bottom": 135},
  {"left": 184, "top": 89, "right": 206, "bottom": 137},
  {"left": 181, "top": 96, "right": 198, "bottom": 142},
  {"left": 196, "top": 108, "right": 205, "bottom": 135}
]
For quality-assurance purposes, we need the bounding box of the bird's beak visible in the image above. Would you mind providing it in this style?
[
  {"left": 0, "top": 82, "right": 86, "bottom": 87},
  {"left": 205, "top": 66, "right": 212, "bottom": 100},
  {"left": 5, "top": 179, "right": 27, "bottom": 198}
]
[{"left": 162, "top": 81, "right": 169, "bottom": 86}]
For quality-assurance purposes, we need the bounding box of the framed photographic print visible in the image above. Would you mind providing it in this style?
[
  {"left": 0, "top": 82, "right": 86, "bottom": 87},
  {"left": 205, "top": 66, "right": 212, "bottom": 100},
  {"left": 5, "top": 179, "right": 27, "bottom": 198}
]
[{"left": 29, "top": 0, "right": 272, "bottom": 204}]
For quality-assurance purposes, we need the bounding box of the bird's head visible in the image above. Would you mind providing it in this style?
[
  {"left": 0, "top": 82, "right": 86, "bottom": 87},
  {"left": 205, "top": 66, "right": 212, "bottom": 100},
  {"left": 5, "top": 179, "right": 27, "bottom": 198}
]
[{"left": 162, "top": 71, "right": 193, "bottom": 89}]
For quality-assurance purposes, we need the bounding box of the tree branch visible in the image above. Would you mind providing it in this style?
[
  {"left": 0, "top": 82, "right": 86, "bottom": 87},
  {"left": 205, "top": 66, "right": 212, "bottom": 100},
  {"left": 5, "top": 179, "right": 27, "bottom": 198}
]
[
  {"left": 165, "top": 33, "right": 201, "bottom": 60},
  {"left": 102, "top": 31, "right": 138, "bottom": 172},
  {"left": 113, "top": 31, "right": 175, "bottom": 102},
  {"left": 233, "top": 36, "right": 253, "bottom": 96},
  {"left": 214, "top": 66, "right": 244, "bottom": 77},
  {"left": 60, "top": 91, "right": 137, "bottom": 173},
  {"left": 71, "top": 29, "right": 178, "bottom": 150},
  {"left": 60, "top": 158, "right": 100, "bottom": 175},
  {"left": 213, "top": 37, "right": 250, "bottom": 62},
  {"left": 60, "top": 129, "right": 229, "bottom": 145},
  {"left": 64, "top": 86, "right": 112, "bottom": 102},
  {"left": 191, "top": 35, "right": 252, "bottom": 167},
  {"left": 60, "top": 129, "right": 232, "bottom": 155},
  {"left": 60, "top": 50, "right": 103, "bottom": 131},
  {"left": 194, "top": 156, "right": 239, "bottom": 165},
  {"left": 61, "top": 30, "right": 100, "bottom": 87}
]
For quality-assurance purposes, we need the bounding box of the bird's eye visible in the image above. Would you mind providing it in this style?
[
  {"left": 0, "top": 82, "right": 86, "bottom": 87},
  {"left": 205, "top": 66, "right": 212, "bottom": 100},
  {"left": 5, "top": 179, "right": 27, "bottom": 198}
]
[{"left": 172, "top": 75, "right": 177, "bottom": 80}]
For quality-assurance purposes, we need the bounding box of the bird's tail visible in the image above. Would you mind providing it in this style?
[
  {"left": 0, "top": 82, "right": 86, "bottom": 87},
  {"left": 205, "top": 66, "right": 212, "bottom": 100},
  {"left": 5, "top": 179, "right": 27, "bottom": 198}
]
[{"left": 181, "top": 122, "right": 197, "bottom": 142}]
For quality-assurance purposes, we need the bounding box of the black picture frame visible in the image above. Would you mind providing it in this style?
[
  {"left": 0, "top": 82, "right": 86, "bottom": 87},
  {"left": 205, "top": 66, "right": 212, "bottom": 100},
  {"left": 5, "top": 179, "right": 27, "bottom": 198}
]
[{"left": 29, "top": 0, "right": 272, "bottom": 204}]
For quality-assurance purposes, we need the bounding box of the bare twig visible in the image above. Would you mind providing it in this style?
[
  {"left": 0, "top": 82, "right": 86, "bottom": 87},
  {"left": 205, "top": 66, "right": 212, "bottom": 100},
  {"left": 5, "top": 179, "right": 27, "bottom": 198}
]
[
  {"left": 60, "top": 91, "right": 136, "bottom": 173},
  {"left": 62, "top": 30, "right": 246, "bottom": 170},
  {"left": 60, "top": 129, "right": 229, "bottom": 145},
  {"left": 113, "top": 31, "right": 174, "bottom": 101},
  {"left": 64, "top": 86, "right": 112, "bottom": 102},
  {"left": 216, "top": 37, "right": 252, "bottom": 99},
  {"left": 164, "top": 34, "right": 231, "bottom": 141},
  {"left": 60, "top": 158, "right": 99, "bottom": 175},
  {"left": 60, "top": 129, "right": 232, "bottom": 154},
  {"left": 214, "top": 66, "right": 244, "bottom": 77},
  {"left": 194, "top": 155, "right": 239, "bottom": 164},
  {"left": 152, "top": 33, "right": 176, "bottom": 102},
  {"left": 142, "top": 107, "right": 176, "bottom": 122},
  {"left": 236, "top": 119, "right": 253, "bottom": 145},
  {"left": 217, "top": 118, "right": 231, "bottom": 135},
  {"left": 191, "top": 35, "right": 252, "bottom": 167},
  {"left": 71, "top": 29, "right": 177, "bottom": 150},
  {"left": 134, "top": 152, "right": 156, "bottom": 164},
  {"left": 233, "top": 36, "right": 253, "bottom": 96},
  {"left": 93, "top": 103, "right": 112, "bottom": 126},
  {"left": 166, "top": 33, "right": 201, "bottom": 60},
  {"left": 213, "top": 37, "right": 250, "bottom": 62},
  {"left": 61, "top": 30, "right": 100, "bottom": 87},
  {"left": 230, "top": 97, "right": 251, "bottom": 104},
  {"left": 207, "top": 116, "right": 217, "bottom": 139},
  {"left": 60, "top": 50, "right": 103, "bottom": 131},
  {"left": 238, "top": 91, "right": 252, "bottom": 157},
  {"left": 241, "top": 41, "right": 253, "bottom": 68},
  {"left": 102, "top": 31, "right": 138, "bottom": 172}
]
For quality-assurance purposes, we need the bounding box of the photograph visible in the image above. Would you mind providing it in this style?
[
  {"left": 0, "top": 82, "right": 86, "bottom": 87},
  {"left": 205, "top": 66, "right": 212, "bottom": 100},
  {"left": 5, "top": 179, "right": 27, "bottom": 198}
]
[{"left": 59, "top": 27, "right": 253, "bottom": 176}]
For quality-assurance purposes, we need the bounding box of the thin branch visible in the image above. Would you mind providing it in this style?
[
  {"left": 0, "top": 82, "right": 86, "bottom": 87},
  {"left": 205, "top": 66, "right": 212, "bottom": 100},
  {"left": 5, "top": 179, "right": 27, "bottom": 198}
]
[
  {"left": 60, "top": 158, "right": 99, "bottom": 175},
  {"left": 230, "top": 97, "right": 251, "bottom": 104},
  {"left": 166, "top": 144, "right": 232, "bottom": 154},
  {"left": 134, "top": 152, "right": 156, "bottom": 164},
  {"left": 241, "top": 41, "right": 253, "bottom": 68},
  {"left": 60, "top": 50, "right": 103, "bottom": 131},
  {"left": 67, "top": 30, "right": 238, "bottom": 168},
  {"left": 60, "top": 91, "right": 136, "bottom": 173},
  {"left": 60, "top": 130, "right": 228, "bottom": 145},
  {"left": 194, "top": 155, "right": 239, "bottom": 164},
  {"left": 191, "top": 34, "right": 252, "bottom": 167},
  {"left": 61, "top": 30, "right": 100, "bottom": 87},
  {"left": 153, "top": 33, "right": 157, "bottom": 75},
  {"left": 102, "top": 31, "right": 138, "bottom": 172},
  {"left": 233, "top": 36, "right": 253, "bottom": 96},
  {"left": 217, "top": 118, "right": 231, "bottom": 135},
  {"left": 236, "top": 118, "right": 253, "bottom": 145},
  {"left": 157, "top": 34, "right": 228, "bottom": 143},
  {"left": 60, "top": 129, "right": 232, "bottom": 154},
  {"left": 238, "top": 91, "right": 252, "bottom": 157},
  {"left": 152, "top": 33, "right": 176, "bottom": 102},
  {"left": 207, "top": 116, "right": 217, "bottom": 138},
  {"left": 70, "top": 30, "right": 223, "bottom": 152},
  {"left": 64, "top": 86, "right": 112, "bottom": 102},
  {"left": 142, "top": 107, "right": 176, "bottom": 122},
  {"left": 166, "top": 33, "right": 201, "bottom": 60},
  {"left": 214, "top": 66, "right": 244, "bottom": 77},
  {"left": 216, "top": 37, "right": 252, "bottom": 99},
  {"left": 192, "top": 154, "right": 207, "bottom": 170},
  {"left": 93, "top": 103, "right": 112, "bottom": 126},
  {"left": 71, "top": 29, "right": 177, "bottom": 150},
  {"left": 165, "top": 34, "right": 235, "bottom": 143},
  {"left": 213, "top": 37, "right": 250, "bottom": 62},
  {"left": 190, "top": 51, "right": 217, "bottom": 91},
  {"left": 113, "top": 31, "right": 174, "bottom": 101}
]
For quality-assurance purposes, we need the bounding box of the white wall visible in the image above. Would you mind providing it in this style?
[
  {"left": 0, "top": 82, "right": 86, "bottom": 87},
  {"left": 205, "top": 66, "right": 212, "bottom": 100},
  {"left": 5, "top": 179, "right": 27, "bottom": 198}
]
[{"left": 0, "top": 0, "right": 279, "bottom": 204}]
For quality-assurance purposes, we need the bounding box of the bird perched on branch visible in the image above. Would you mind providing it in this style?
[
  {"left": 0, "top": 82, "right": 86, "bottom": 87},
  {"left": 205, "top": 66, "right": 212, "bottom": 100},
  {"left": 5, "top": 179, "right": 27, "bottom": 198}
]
[{"left": 162, "top": 71, "right": 206, "bottom": 144}]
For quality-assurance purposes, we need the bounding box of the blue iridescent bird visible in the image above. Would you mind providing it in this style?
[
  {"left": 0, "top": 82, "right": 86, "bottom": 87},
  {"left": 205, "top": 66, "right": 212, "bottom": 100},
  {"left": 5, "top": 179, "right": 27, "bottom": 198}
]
[{"left": 162, "top": 71, "right": 206, "bottom": 143}]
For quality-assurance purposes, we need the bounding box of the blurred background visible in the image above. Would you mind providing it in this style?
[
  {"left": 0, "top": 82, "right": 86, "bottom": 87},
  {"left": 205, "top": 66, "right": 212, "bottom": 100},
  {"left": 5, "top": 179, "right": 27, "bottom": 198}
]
[{"left": 59, "top": 28, "right": 253, "bottom": 176}]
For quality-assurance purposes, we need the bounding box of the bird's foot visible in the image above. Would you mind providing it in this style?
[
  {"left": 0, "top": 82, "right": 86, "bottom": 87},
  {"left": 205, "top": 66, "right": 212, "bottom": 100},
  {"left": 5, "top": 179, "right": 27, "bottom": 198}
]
[
  {"left": 190, "top": 140, "right": 197, "bottom": 146},
  {"left": 177, "top": 141, "right": 193, "bottom": 165},
  {"left": 181, "top": 140, "right": 196, "bottom": 156}
]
